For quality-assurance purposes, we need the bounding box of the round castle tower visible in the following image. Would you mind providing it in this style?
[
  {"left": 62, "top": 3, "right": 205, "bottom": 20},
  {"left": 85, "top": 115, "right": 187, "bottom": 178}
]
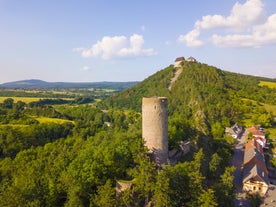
[{"left": 142, "top": 97, "right": 168, "bottom": 165}]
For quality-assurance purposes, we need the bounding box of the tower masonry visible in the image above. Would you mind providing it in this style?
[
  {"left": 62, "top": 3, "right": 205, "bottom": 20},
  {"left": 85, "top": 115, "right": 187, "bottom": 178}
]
[{"left": 142, "top": 97, "right": 168, "bottom": 165}]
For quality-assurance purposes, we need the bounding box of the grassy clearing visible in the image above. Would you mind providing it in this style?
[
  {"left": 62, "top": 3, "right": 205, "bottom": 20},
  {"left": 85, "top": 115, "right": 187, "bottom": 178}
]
[
  {"left": 265, "top": 127, "right": 276, "bottom": 141},
  {"left": 0, "top": 124, "right": 29, "bottom": 128},
  {"left": 35, "top": 117, "right": 74, "bottom": 124},
  {"left": 241, "top": 98, "right": 276, "bottom": 116},
  {"left": 0, "top": 97, "right": 42, "bottom": 103},
  {"left": 0, "top": 97, "right": 74, "bottom": 104},
  {"left": 259, "top": 81, "right": 276, "bottom": 89},
  {"left": 263, "top": 103, "right": 276, "bottom": 116}
]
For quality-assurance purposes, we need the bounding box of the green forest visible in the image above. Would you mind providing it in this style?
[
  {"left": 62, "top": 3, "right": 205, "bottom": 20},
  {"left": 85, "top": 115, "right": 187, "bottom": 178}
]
[{"left": 0, "top": 62, "right": 276, "bottom": 206}]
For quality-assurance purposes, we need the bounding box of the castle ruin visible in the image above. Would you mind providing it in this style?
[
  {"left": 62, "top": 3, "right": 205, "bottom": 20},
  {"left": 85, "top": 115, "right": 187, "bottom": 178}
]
[{"left": 142, "top": 97, "right": 168, "bottom": 165}]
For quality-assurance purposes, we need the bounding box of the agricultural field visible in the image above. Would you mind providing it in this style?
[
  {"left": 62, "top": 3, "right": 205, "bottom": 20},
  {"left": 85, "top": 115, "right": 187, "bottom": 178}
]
[
  {"left": 0, "top": 96, "right": 42, "bottom": 103},
  {"left": 35, "top": 116, "right": 74, "bottom": 124},
  {"left": 259, "top": 81, "right": 276, "bottom": 89},
  {"left": 0, "top": 96, "right": 74, "bottom": 104}
]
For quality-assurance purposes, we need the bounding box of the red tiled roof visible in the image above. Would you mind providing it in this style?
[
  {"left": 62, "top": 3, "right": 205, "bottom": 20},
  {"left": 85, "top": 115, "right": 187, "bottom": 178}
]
[{"left": 253, "top": 131, "right": 265, "bottom": 137}]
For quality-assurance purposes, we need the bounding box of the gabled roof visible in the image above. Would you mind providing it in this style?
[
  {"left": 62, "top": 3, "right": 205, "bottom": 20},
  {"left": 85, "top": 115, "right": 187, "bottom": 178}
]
[
  {"left": 253, "top": 130, "right": 265, "bottom": 137},
  {"left": 225, "top": 123, "right": 242, "bottom": 135},
  {"left": 174, "top": 57, "right": 185, "bottom": 62},
  {"left": 249, "top": 126, "right": 259, "bottom": 133},
  {"left": 243, "top": 147, "right": 267, "bottom": 174},
  {"left": 244, "top": 148, "right": 264, "bottom": 164},
  {"left": 186, "top": 56, "right": 197, "bottom": 62},
  {"left": 243, "top": 163, "right": 269, "bottom": 185},
  {"left": 245, "top": 140, "right": 263, "bottom": 153}
]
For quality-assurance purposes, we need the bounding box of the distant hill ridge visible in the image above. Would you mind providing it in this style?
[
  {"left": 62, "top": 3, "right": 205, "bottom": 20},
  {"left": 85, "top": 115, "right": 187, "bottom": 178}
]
[{"left": 0, "top": 79, "right": 138, "bottom": 90}]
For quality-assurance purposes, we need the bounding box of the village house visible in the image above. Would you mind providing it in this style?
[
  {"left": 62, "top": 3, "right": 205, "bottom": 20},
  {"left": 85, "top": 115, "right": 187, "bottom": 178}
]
[
  {"left": 243, "top": 147, "right": 267, "bottom": 173},
  {"left": 225, "top": 123, "right": 243, "bottom": 138},
  {"left": 249, "top": 126, "right": 266, "bottom": 138},
  {"left": 174, "top": 57, "right": 185, "bottom": 67},
  {"left": 243, "top": 164, "right": 269, "bottom": 196},
  {"left": 254, "top": 136, "right": 266, "bottom": 148},
  {"left": 242, "top": 136, "right": 269, "bottom": 197},
  {"left": 186, "top": 56, "right": 197, "bottom": 63},
  {"left": 245, "top": 140, "right": 263, "bottom": 153}
]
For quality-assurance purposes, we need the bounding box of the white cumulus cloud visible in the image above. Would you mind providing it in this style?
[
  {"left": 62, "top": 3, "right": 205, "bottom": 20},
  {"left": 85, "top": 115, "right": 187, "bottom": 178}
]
[
  {"left": 76, "top": 34, "right": 156, "bottom": 60},
  {"left": 178, "top": 0, "right": 276, "bottom": 48},
  {"left": 212, "top": 14, "right": 276, "bottom": 48},
  {"left": 81, "top": 66, "right": 91, "bottom": 71},
  {"left": 178, "top": 28, "right": 203, "bottom": 47},
  {"left": 195, "top": 0, "right": 264, "bottom": 31}
]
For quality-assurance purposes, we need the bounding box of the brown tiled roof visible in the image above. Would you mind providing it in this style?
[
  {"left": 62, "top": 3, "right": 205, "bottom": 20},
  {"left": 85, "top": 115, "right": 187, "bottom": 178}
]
[
  {"left": 249, "top": 126, "right": 259, "bottom": 133},
  {"left": 174, "top": 57, "right": 185, "bottom": 62},
  {"left": 245, "top": 140, "right": 262, "bottom": 152},
  {"left": 243, "top": 163, "right": 269, "bottom": 185},
  {"left": 253, "top": 130, "right": 265, "bottom": 137},
  {"left": 245, "top": 140, "right": 255, "bottom": 152},
  {"left": 186, "top": 57, "right": 197, "bottom": 62},
  {"left": 243, "top": 148, "right": 267, "bottom": 174}
]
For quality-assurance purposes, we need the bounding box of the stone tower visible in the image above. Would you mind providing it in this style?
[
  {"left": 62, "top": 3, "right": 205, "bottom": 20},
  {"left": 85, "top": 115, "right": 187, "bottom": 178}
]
[{"left": 142, "top": 97, "right": 168, "bottom": 165}]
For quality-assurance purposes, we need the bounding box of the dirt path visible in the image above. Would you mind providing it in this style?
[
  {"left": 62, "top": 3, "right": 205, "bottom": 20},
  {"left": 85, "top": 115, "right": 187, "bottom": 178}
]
[{"left": 168, "top": 68, "right": 183, "bottom": 91}]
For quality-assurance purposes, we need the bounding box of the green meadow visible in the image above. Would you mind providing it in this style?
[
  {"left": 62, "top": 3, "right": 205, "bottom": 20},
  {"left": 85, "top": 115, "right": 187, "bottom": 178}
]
[
  {"left": 0, "top": 97, "right": 42, "bottom": 103},
  {"left": 0, "top": 97, "right": 73, "bottom": 104},
  {"left": 259, "top": 81, "right": 276, "bottom": 89},
  {"left": 35, "top": 117, "right": 74, "bottom": 124}
]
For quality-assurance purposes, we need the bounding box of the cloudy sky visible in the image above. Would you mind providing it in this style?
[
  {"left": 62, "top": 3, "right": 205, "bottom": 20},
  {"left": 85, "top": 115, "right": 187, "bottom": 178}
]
[{"left": 0, "top": 0, "right": 276, "bottom": 83}]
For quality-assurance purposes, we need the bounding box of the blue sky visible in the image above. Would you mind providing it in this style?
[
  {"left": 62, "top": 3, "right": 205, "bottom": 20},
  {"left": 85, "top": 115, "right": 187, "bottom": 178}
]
[{"left": 0, "top": 0, "right": 275, "bottom": 83}]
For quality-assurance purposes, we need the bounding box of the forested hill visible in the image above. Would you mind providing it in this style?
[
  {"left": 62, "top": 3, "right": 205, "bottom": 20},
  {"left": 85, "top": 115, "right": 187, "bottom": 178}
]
[
  {"left": 0, "top": 61, "right": 275, "bottom": 206},
  {"left": 0, "top": 79, "right": 138, "bottom": 90},
  {"left": 105, "top": 62, "right": 276, "bottom": 135}
]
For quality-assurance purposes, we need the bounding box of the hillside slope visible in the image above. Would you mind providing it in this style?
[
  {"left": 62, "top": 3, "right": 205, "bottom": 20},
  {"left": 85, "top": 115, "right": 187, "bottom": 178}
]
[{"left": 105, "top": 62, "right": 276, "bottom": 135}]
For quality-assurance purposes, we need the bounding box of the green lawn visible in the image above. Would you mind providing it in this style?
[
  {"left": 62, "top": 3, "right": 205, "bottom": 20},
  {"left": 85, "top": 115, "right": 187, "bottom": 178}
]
[
  {"left": 0, "top": 97, "right": 42, "bottom": 103},
  {"left": 35, "top": 117, "right": 74, "bottom": 124},
  {"left": 0, "top": 124, "right": 29, "bottom": 128},
  {"left": 0, "top": 97, "right": 73, "bottom": 104},
  {"left": 259, "top": 81, "right": 276, "bottom": 89},
  {"left": 263, "top": 103, "right": 276, "bottom": 116},
  {"left": 241, "top": 98, "right": 276, "bottom": 116}
]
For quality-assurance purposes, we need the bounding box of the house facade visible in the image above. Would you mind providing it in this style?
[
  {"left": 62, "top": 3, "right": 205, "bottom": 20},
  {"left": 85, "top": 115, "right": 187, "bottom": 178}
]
[
  {"left": 225, "top": 123, "right": 243, "bottom": 138},
  {"left": 243, "top": 164, "right": 269, "bottom": 196}
]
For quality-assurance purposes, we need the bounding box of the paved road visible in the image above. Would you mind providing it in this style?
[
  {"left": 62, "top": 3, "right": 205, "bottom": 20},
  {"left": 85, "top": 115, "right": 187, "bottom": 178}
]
[
  {"left": 260, "top": 184, "right": 276, "bottom": 207},
  {"left": 231, "top": 129, "right": 251, "bottom": 207}
]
